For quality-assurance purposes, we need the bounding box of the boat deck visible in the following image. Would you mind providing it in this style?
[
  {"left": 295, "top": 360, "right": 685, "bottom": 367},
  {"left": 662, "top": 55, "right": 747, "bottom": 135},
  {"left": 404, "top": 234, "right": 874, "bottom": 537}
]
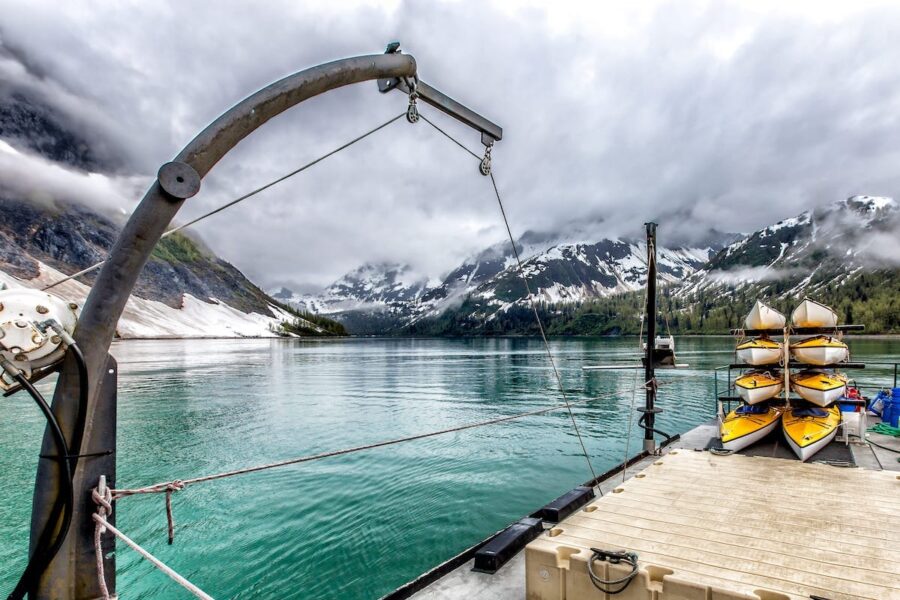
[{"left": 400, "top": 420, "right": 900, "bottom": 600}]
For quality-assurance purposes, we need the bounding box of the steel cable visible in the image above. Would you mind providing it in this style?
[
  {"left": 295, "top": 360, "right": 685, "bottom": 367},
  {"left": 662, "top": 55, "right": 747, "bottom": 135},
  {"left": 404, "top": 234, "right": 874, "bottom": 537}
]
[
  {"left": 42, "top": 112, "right": 407, "bottom": 291},
  {"left": 416, "top": 111, "right": 600, "bottom": 482}
]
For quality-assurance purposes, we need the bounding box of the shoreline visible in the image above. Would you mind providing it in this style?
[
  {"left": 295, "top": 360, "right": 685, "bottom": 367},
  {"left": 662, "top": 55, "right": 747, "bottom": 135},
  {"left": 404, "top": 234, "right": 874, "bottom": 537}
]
[{"left": 110, "top": 333, "right": 900, "bottom": 341}]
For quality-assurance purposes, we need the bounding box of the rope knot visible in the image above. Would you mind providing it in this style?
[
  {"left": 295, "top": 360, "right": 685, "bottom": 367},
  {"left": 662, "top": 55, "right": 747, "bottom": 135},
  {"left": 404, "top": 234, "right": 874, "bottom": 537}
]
[
  {"left": 92, "top": 486, "right": 113, "bottom": 514},
  {"left": 167, "top": 480, "right": 185, "bottom": 493}
]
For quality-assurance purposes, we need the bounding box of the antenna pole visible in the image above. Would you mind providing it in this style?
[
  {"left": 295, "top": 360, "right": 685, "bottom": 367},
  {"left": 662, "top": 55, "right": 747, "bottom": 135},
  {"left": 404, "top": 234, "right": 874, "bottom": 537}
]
[{"left": 643, "top": 222, "right": 658, "bottom": 453}]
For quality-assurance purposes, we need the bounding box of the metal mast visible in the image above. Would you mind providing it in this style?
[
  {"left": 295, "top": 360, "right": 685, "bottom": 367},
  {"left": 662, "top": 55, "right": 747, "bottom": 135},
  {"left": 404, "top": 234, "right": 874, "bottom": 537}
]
[{"left": 642, "top": 222, "right": 658, "bottom": 453}]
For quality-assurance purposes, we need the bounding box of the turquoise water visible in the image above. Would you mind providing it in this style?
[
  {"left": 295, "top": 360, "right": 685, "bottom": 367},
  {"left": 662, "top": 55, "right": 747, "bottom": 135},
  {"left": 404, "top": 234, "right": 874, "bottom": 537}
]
[{"left": 1, "top": 337, "right": 898, "bottom": 599}]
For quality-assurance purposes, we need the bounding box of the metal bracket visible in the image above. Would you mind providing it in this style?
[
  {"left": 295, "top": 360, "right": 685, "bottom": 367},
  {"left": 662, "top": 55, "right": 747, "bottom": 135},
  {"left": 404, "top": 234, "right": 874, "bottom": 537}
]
[{"left": 379, "top": 42, "right": 502, "bottom": 146}]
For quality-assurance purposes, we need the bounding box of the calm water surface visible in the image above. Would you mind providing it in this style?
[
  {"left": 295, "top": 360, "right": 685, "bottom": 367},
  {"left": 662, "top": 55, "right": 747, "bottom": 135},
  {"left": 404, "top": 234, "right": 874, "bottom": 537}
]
[{"left": 1, "top": 337, "right": 898, "bottom": 598}]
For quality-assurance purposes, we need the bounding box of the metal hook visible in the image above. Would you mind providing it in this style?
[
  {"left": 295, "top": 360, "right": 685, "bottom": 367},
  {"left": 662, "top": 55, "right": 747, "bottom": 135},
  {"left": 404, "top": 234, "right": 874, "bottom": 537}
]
[{"left": 479, "top": 142, "right": 493, "bottom": 176}]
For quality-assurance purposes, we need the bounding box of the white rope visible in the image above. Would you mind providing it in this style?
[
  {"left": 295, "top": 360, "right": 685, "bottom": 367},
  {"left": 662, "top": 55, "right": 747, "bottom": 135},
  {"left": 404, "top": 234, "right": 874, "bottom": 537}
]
[
  {"left": 92, "top": 482, "right": 214, "bottom": 600},
  {"left": 92, "top": 514, "right": 215, "bottom": 600}
]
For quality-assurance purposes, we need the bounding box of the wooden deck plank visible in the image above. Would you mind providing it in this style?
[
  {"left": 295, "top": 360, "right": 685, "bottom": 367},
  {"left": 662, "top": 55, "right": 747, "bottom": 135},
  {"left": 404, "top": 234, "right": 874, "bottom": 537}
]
[
  {"left": 526, "top": 450, "right": 900, "bottom": 600},
  {"left": 566, "top": 504, "right": 899, "bottom": 564}
]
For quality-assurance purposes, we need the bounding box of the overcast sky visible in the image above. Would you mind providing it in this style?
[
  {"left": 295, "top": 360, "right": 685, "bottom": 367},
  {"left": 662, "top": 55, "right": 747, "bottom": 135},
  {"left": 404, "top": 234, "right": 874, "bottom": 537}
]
[{"left": 2, "top": 0, "right": 900, "bottom": 292}]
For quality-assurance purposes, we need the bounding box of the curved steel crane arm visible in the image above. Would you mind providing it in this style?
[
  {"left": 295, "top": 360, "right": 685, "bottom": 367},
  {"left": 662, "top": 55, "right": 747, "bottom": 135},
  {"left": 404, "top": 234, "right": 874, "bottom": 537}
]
[{"left": 31, "top": 52, "right": 416, "bottom": 600}]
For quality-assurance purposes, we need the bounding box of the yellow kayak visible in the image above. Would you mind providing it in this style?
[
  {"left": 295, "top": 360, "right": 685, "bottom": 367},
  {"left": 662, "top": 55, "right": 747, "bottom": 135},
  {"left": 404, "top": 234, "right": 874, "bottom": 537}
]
[
  {"left": 790, "top": 335, "right": 849, "bottom": 366},
  {"left": 734, "top": 370, "right": 783, "bottom": 405},
  {"left": 720, "top": 404, "right": 785, "bottom": 452},
  {"left": 736, "top": 337, "right": 782, "bottom": 366},
  {"left": 790, "top": 370, "right": 847, "bottom": 407},
  {"left": 782, "top": 405, "right": 840, "bottom": 461}
]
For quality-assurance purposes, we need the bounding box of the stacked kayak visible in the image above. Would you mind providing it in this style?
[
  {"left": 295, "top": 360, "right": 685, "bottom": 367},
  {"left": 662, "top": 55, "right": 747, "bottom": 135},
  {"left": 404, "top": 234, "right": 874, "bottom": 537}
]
[
  {"left": 782, "top": 405, "right": 841, "bottom": 462},
  {"left": 735, "top": 370, "right": 783, "bottom": 404},
  {"left": 745, "top": 300, "right": 785, "bottom": 330},
  {"left": 722, "top": 298, "right": 848, "bottom": 461},
  {"left": 720, "top": 404, "right": 785, "bottom": 452},
  {"left": 790, "top": 370, "right": 847, "bottom": 407},
  {"left": 791, "top": 298, "right": 838, "bottom": 328},
  {"left": 783, "top": 299, "right": 846, "bottom": 461},
  {"left": 735, "top": 337, "right": 782, "bottom": 365},
  {"left": 789, "top": 334, "right": 849, "bottom": 366}
]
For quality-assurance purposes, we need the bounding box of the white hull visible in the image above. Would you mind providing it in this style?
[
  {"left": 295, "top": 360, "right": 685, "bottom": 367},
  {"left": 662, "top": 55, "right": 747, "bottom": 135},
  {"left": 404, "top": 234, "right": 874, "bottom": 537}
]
[
  {"left": 785, "top": 424, "right": 838, "bottom": 461},
  {"left": 791, "top": 383, "right": 846, "bottom": 407},
  {"left": 736, "top": 347, "right": 782, "bottom": 366},
  {"left": 792, "top": 346, "right": 849, "bottom": 366},
  {"left": 745, "top": 301, "right": 786, "bottom": 330},
  {"left": 736, "top": 382, "right": 784, "bottom": 405},
  {"left": 721, "top": 416, "right": 780, "bottom": 452},
  {"left": 791, "top": 299, "right": 838, "bottom": 328}
]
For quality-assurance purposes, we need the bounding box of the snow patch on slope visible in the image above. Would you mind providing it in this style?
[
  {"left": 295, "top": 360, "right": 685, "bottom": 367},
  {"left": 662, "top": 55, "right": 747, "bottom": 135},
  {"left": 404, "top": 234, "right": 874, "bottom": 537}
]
[{"left": 1, "top": 262, "right": 298, "bottom": 338}]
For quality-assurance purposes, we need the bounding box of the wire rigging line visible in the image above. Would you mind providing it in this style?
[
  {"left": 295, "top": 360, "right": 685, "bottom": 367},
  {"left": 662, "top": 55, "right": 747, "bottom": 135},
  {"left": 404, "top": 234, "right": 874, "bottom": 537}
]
[
  {"left": 41, "top": 112, "right": 407, "bottom": 291},
  {"left": 418, "top": 114, "right": 482, "bottom": 160},
  {"left": 414, "top": 111, "right": 599, "bottom": 483},
  {"left": 486, "top": 171, "right": 598, "bottom": 483},
  {"left": 110, "top": 388, "right": 635, "bottom": 501}
]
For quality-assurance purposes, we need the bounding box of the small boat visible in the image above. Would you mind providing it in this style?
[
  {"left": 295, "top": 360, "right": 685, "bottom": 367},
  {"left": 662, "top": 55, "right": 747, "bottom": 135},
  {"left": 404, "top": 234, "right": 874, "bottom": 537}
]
[
  {"left": 790, "top": 370, "right": 847, "bottom": 406},
  {"left": 642, "top": 335, "right": 676, "bottom": 367},
  {"left": 782, "top": 405, "right": 841, "bottom": 461},
  {"left": 791, "top": 298, "right": 838, "bottom": 328},
  {"left": 720, "top": 403, "right": 785, "bottom": 452},
  {"left": 736, "top": 337, "right": 783, "bottom": 365},
  {"left": 790, "top": 335, "right": 849, "bottom": 366},
  {"left": 744, "top": 300, "right": 785, "bottom": 330},
  {"left": 735, "top": 370, "right": 784, "bottom": 404}
]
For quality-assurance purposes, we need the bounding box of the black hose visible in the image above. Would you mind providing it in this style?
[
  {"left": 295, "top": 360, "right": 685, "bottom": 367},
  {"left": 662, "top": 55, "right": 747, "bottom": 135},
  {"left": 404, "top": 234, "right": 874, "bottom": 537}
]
[
  {"left": 637, "top": 413, "right": 673, "bottom": 445},
  {"left": 67, "top": 344, "right": 89, "bottom": 469},
  {"left": 587, "top": 548, "right": 639, "bottom": 594},
  {"left": 7, "top": 374, "right": 74, "bottom": 600},
  {"left": 868, "top": 437, "right": 900, "bottom": 454},
  {"left": 7, "top": 344, "right": 89, "bottom": 600}
]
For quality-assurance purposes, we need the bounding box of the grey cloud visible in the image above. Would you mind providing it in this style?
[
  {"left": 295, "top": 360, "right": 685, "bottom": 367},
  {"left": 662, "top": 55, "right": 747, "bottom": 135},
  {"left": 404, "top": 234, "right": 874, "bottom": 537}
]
[{"left": 1, "top": 1, "right": 899, "bottom": 291}]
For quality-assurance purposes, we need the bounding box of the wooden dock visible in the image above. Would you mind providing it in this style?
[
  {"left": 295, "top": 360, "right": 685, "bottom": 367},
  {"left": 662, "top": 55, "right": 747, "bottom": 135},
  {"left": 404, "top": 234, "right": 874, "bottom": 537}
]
[{"left": 525, "top": 450, "right": 900, "bottom": 600}]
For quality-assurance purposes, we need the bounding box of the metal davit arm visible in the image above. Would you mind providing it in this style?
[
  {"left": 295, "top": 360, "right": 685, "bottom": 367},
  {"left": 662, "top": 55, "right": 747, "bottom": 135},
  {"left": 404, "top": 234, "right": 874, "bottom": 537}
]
[{"left": 30, "top": 52, "right": 417, "bottom": 600}]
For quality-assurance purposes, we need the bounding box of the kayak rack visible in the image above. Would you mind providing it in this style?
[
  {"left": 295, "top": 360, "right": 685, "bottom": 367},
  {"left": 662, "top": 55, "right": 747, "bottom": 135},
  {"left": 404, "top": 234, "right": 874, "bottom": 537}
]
[{"left": 731, "top": 324, "right": 866, "bottom": 336}]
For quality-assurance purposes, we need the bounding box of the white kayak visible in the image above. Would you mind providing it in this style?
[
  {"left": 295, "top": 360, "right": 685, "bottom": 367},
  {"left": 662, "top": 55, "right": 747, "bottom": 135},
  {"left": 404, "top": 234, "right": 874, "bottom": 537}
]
[
  {"left": 744, "top": 300, "right": 786, "bottom": 331},
  {"left": 790, "top": 335, "right": 849, "bottom": 366},
  {"left": 791, "top": 299, "right": 838, "bottom": 329},
  {"left": 736, "top": 337, "right": 783, "bottom": 366}
]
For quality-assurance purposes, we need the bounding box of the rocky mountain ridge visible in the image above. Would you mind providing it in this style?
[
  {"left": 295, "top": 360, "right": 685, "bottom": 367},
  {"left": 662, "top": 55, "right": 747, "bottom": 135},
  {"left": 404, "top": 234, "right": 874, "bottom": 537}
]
[{"left": 275, "top": 231, "right": 731, "bottom": 334}]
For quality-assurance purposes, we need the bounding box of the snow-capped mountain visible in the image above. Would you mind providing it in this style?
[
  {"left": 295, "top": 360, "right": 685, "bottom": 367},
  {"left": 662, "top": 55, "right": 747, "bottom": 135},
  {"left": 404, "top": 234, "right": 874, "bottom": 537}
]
[
  {"left": 680, "top": 195, "right": 898, "bottom": 299},
  {"left": 280, "top": 195, "right": 900, "bottom": 336},
  {"left": 279, "top": 232, "right": 728, "bottom": 334}
]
